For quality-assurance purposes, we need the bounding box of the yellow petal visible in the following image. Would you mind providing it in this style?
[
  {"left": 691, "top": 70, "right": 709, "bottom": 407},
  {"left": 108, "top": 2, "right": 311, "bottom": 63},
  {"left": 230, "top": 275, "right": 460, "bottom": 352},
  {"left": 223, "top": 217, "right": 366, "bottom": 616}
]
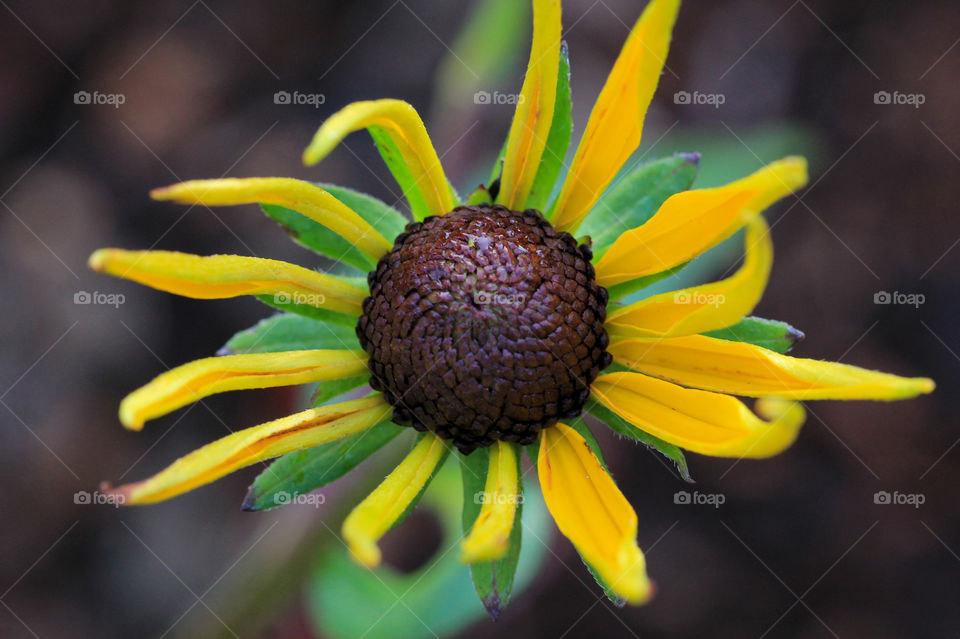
[
  {"left": 539, "top": 423, "right": 653, "bottom": 604},
  {"left": 104, "top": 395, "right": 390, "bottom": 505},
  {"left": 150, "top": 178, "right": 392, "bottom": 260},
  {"left": 499, "top": 0, "right": 562, "bottom": 210},
  {"left": 119, "top": 350, "right": 369, "bottom": 431},
  {"left": 342, "top": 433, "right": 450, "bottom": 568},
  {"left": 596, "top": 157, "right": 806, "bottom": 285},
  {"left": 302, "top": 99, "right": 454, "bottom": 217},
  {"left": 88, "top": 249, "right": 365, "bottom": 316},
  {"left": 550, "top": 0, "right": 680, "bottom": 233},
  {"left": 610, "top": 336, "right": 936, "bottom": 400},
  {"left": 591, "top": 372, "right": 806, "bottom": 458},
  {"left": 461, "top": 441, "right": 520, "bottom": 563},
  {"left": 606, "top": 215, "right": 772, "bottom": 339}
]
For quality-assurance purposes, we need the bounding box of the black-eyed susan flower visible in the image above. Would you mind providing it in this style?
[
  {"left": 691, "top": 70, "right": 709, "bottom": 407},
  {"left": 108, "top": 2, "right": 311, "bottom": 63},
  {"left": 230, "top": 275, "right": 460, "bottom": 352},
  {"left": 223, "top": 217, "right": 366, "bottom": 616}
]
[{"left": 92, "top": 0, "right": 934, "bottom": 613}]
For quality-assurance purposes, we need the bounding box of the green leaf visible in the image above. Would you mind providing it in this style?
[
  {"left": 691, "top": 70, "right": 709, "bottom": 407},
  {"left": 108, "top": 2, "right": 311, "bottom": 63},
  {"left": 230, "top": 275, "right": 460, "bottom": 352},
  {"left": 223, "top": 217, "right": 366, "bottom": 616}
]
[
  {"left": 585, "top": 400, "right": 693, "bottom": 482},
  {"left": 525, "top": 42, "right": 572, "bottom": 212},
  {"left": 321, "top": 183, "right": 408, "bottom": 243},
  {"left": 241, "top": 420, "right": 402, "bottom": 511},
  {"left": 255, "top": 294, "right": 358, "bottom": 327},
  {"left": 459, "top": 446, "right": 523, "bottom": 619},
  {"left": 579, "top": 153, "right": 700, "bottom": 260},
  {"left": 605, "top": 262, "right": 688, "bottom": 302},
  {"left": 309, "top": 376, "right": 369, "bottom": 407},
  {"left": 219, "top": 312, "right": 359, "bottom": 355},
  {"left": 703, "top": 316, "right": 805, "bottom": 354}
]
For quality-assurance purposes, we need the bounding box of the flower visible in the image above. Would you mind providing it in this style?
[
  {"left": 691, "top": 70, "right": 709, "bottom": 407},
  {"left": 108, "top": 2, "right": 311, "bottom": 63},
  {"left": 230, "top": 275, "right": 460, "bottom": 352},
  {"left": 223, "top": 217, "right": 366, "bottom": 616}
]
[{"left": 90, "top": 0, "right": 933, "bottom": 612}]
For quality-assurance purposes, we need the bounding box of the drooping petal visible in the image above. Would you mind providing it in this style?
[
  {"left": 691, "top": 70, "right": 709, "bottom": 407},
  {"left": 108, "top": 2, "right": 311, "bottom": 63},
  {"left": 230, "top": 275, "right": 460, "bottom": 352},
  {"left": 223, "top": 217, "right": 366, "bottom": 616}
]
[
  {"left": 88, "top": 249, "right": 365, "bottom": 316},
  {"left": 103, "top": 395, "right": 390, "bottom": 505},
  {"left": 150, "top": 178, "right": 392, "bottom": 260},
  {"left": 538, "top": 423, "right": 653, "bottom": 604},
  {"left": 302, "top": 99, "right": 454, "bottom": 218},
  {"left": 596, "top": 157, "right": 806, "bottom": 286},
  {"left": 498, "top": 0, "right": 562, "bottom": 210},
  {"left": 342, "top": 433, "right": 450, "bottom": 568},
  {"left": 609, "top": 336, "right": 935, "bottom": 400},
  {"left": 120, "top": 350, "right": 370, "bottom": 431},
  {"left": 605, "top": 215, "right": 772, "bottom": 339},
  {"left": 591, "top": 372, "right": 806, "bottom": 458},
  {"left": 549, "top": 0, "right": 680, "bottom": 233},
  {"left": 461, "top": 441, "right": 521, "bottom": 563}
]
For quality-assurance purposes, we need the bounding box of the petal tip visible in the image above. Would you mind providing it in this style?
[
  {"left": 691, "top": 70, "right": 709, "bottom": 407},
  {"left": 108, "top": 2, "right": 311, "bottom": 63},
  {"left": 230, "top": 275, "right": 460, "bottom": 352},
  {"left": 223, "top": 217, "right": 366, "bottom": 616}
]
[{"left": 87, "top": 249, "right": 110, "bottom": 272}]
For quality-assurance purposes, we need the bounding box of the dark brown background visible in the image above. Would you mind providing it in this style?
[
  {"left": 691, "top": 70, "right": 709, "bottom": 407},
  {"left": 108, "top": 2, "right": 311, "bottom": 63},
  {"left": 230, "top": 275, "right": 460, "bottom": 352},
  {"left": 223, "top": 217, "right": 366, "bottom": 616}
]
[{"left": 1, "top": 1, "right": 957, "bottom": 637}]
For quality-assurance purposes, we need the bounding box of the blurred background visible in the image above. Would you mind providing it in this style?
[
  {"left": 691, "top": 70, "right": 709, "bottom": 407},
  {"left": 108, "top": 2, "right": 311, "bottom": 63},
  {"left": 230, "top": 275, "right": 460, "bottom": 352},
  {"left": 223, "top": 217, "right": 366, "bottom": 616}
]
[{"left": 1, "top": 0, "right": 957, "bottom": 637}]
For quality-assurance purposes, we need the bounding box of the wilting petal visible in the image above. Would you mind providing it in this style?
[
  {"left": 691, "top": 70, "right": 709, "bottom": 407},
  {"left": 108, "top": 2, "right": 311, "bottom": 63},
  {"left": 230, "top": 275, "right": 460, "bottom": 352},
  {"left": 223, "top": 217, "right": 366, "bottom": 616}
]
[
  {"left": 103, "top": 396, "right": 390, "bottom": 505},
  {"left": 342, "top": 433, "right": 450, "bottom": 568},
  {"left": 609, "top": 336, "right": 935, "bottom": 400},
  {"left": 591, "top": 372, "right": 806, "bottom": 458},
  {"left": 499, "top": 0, "right": 562, "bottom": 210},
  {"left": 302, "top": 99, "right": 454, "bottom": 217},
  {"left": 606, "top": 216, "right": 772, "bottom": 339},
  {"left": 461, "top": 441, "right": 521, "bottom": 563},
  {"left": 550, "top": 0, "right": 680, "bottom": 233},
  {"left": 88, "top": 249, "right": 365, "bottom": 316},
  {"left": 595, "top": 157, "right": 806, "bottom": 286},
  {"left": 539, "top": 423, "right": 653, "bottom": 604},
  {"left": 151, "top": 178, "right": 392, "bottom": 260},
  {"left": 120, "top": 350, "right": 369, "bottom": 431}
]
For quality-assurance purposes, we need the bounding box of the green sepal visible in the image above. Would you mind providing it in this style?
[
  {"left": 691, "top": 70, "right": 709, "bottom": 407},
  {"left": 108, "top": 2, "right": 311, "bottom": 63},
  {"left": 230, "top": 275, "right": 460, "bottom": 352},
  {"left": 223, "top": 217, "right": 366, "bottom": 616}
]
[
  {"left": 255, "top": 295, "right": 358, "bottom": 327},
  {"left": 459, "top": 445, "right": 524, "bottom": 620},
  {"left": 465, "top": 185, "right": 494, "bottom": 206},
  {"left": 605, "top": 262, "right": 688, "bottom": 301},
  {"left": 585, "top": 400, "right": 693, "bottom": 483},
  {"left": 525, "top": 42, "right": 572, "bottom": 212},
  {"left": 579, "top": 152, "right": 700, "bottom": 260},
  {"left": 218, "top": 312, "right": 358, "bottom": 355},
  {"left": 241, "top": 420, "right": 402, "bottom": 511},
  {"left": 702, "top": 316, "right": 805, "bottom": 354},
  {"left": 310, "top": 376, "right": 369, "bottom": 407},
  {"left": 369, "top": 127, "right": 461, "bottom": 219}
]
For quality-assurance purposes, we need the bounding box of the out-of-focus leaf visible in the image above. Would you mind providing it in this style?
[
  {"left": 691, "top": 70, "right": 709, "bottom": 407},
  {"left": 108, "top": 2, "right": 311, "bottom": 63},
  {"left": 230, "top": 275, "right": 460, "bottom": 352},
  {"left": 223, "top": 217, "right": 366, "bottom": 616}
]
[
  {"left": 241, "top": 420, "right": 402, "bottom": 512},
  {"left": 580, "top": 153, "right": 700, "bottom": 260},
  {"left": 585, "top": 400, "right": 692, "bottom": 482},
  {"left": 459, "top": 446, "right": 523, "bottom": 619},
  {"left": 218, "top": 312, "right": 358, "bottom": 355},
  {"left": 702, "top": 316, "right": 805, "bottom": 354},
  {"left": 525, "top": 43, "right": 573, "bottom": 212}
]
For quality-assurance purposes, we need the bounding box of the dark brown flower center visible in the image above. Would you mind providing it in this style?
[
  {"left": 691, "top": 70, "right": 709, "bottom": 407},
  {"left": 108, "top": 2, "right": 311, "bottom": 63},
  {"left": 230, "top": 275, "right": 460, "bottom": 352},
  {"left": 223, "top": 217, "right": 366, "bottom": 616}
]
[{"left": 356, "top": 204, "right": 611, "bottom": 453}]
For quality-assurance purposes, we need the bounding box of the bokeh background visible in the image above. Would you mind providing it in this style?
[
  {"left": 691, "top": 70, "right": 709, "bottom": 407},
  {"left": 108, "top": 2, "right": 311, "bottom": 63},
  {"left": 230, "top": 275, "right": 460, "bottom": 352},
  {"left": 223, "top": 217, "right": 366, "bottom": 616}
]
[{"left": 2, "top": 0, "right": 958, "bottom": 637}]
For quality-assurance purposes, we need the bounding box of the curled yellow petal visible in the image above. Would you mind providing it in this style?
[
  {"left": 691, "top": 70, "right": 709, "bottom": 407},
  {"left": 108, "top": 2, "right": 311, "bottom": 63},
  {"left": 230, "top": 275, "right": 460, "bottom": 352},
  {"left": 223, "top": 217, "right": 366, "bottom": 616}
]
[
  {"left": 342, "top": 433, "right": 450, "bottom": 568},
  {"left": 610, "top": 335, "right": 935, "bottom": 400},
  {"left": 550, "top": 0, "right": 680, "bottom": 233},
  {"left": 150, "top": 178, "right": 392, "bottom": 260},
  {"left": 302, "top": 99, "right": 454, "bottom": 217},
  {"left": 499, "top": 0, "right": 562, "bottom": 210},
  {"left": 596, "top": 157, "right": 806, "bottom": 286},
  {"left": 591, "top": 372, "right": 806, "bottom": 458},
  {"left": 606, "top": 215, "right": 773, "bottom": 339},
  {"left": 104, "top": 395, "right": 390, "bottom": 505},
  {"left": 461, "top": 441, "right": 520, "bottom": 563},
  {"left": 539, "top": 423, "right": 653, "bottom": 604},
  {"left": 88, "top": 249, "right": 365, "bottom": 316},
  {"left": 120, "top": 350, "right": 369, "bottom": 431}
]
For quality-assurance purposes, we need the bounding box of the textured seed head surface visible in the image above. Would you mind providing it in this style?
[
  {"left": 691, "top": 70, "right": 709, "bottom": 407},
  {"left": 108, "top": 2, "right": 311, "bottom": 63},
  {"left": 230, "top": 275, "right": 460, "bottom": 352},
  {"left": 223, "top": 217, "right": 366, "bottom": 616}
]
[{"left": 357, "top": 204, "right": 611, "bottom": 453}]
